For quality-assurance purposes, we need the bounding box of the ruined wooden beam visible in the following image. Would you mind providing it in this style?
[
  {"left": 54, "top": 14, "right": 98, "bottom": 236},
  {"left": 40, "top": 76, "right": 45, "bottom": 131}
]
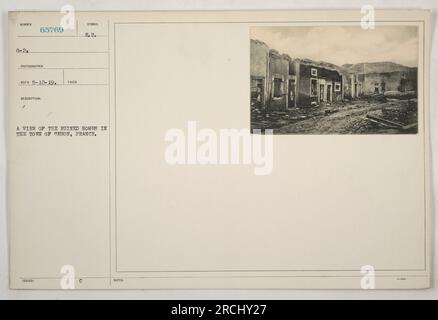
[
  {"left": 365, "top": 115, "right": 417, "bottom": 131},
  {"left": 366, "top": 115, "right": 403, "bottom": 129},
  {"left": 401, "top": 122, "right": 418, "bottom": 130}
]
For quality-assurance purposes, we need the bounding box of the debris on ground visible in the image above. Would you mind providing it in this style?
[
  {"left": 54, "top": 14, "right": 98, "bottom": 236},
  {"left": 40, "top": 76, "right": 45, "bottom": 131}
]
[
  {"left": 384, "top": 90, "right": 417, "bottom": 100},
  {"left": 251, "top": 98, "right": 418, "bottom": 134}
]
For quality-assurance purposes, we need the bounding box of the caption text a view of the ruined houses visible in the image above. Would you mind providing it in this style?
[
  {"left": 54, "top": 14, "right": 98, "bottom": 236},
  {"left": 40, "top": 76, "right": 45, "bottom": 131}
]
[{"left": 250, "top": 26, "right": 419, "bottom": 134}]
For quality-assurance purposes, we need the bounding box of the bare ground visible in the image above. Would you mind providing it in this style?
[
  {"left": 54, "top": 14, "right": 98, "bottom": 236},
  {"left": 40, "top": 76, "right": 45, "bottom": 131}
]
[{"left": 251, "top": 99, "right": 418, "bottom": 135}]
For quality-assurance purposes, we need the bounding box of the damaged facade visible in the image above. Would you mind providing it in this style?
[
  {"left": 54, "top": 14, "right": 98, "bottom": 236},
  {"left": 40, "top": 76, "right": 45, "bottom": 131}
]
[
  {"left": 250, "top": 39, "right": 343, "bottom": 111},
  {"left": 291, "top": 59, "right": 343, "bottom": 108},
  {"left": 250, "top": 40, "right": 293, "bottom": 110},
  {"left": 360, "top": 70, "right": 417, "bottom": 94},
  {"left": 251, "top": 39, "right": 418, "bottom": 110},
  {"left": 342, "top": 72, "right": 363, "bottom": 99},
  {"left": 250, "top": 39, "right": 270, "bottom": 107},
  {"left": 341, "top": 63, "right": 417, "bottom": 98}
]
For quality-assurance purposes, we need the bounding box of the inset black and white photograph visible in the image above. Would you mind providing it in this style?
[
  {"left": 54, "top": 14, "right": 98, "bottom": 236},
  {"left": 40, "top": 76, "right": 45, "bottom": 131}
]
[{"left": 250, "top": 26, "right": 419, "bottom": 134}]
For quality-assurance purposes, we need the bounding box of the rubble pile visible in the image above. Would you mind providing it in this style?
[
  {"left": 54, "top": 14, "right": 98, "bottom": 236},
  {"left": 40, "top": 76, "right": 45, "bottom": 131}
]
[
  {"left": 345, "top": 99, "right": 418, "bottom": 134},
  {"left": 251, "top": 98, "right": 418, "bottom": 134},
  {"left": 380, "top": 99, "right": 417, "bottom": 125}
]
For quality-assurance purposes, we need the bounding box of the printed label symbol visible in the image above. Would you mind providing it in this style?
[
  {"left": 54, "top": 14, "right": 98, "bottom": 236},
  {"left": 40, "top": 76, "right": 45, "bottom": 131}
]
[
  {"left": 361, "top": 5, "right": 375, "bottom": 30},
  {"left": 360, "top": 265, "right": 376, "bottom": 289},
  {"left": 60, "top": 264, "right": 75, "bottom": 289}
]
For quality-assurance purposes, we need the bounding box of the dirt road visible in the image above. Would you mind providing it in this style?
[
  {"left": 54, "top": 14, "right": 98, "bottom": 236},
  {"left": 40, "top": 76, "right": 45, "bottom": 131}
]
[{"left": 273, "top": 100, "right": 417, "bottom": 134}]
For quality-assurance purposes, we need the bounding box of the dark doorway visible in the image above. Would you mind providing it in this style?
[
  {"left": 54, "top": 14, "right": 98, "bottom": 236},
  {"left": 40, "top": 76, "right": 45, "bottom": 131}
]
[
  {"left": 288, "top": 79, "right": 296, "bottom": 108},
  {"left": 319, "top": 84, "right": 325, "bottom": 102},
  {"left": 273, "top": 78, "right": 282, "bottom": 98},
  {"left": 251, "top": 78, "right": 265, "bottom": 108},
  {"left": 257, "top": 82, "right": 264, "bottom": 104}
]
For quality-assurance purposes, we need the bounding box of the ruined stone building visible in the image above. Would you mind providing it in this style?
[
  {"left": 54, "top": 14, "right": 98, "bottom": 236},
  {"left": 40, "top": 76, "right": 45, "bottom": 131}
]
[
  {"left": 290, "top": 59, "right": 343, "bottom": 108},
  {"left": 267, "top": 50, "right": 292, "bottom": 110},
  {"left": 342, "top": 73, "right": 363, "bottom": 99},
  {"left": 250, "top": 39, "right": 270, "bottom": 108},
  {"left": 342, "top": 62, "right": 417, "bottom": 96},
  {"left": 250, "top": 39, "right": 343, "bottom": 111},
  {"left": 250, "top": 39, "right": 417, "bottom": 110},
  {"left": 250, "top": 40, "right": 293, "bottom": 111},
  {"left": 360, "top": 70, "right": 417, "bottom": 94}
]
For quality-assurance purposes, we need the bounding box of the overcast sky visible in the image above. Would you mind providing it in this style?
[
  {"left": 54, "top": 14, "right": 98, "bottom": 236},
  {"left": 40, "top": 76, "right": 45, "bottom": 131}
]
[{"left": 250, "top": 26, "right": 418, "bottom": 67}]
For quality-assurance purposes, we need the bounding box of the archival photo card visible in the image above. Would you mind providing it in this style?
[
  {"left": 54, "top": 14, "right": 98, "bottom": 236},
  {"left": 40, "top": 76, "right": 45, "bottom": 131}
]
[{"left": 8, "top": 10, "right": 430, "bottom": 290}]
